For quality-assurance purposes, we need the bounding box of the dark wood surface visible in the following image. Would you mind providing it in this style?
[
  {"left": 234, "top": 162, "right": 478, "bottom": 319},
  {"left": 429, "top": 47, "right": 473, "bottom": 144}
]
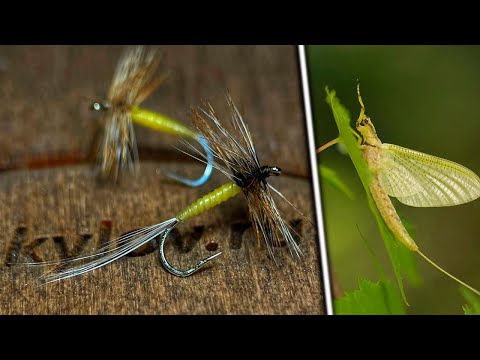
[{"left": 0, "top": 45, "right": 324, "bottom": 314}]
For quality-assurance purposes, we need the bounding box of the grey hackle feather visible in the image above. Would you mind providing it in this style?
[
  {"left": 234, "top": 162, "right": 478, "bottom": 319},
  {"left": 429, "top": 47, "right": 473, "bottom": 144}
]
[{"left": 188, "top": 95, "right": 303, "bottom": 259}]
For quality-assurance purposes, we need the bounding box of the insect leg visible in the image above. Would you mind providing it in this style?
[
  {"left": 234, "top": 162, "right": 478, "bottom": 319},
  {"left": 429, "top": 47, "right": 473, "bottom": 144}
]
[
  {"left": 316, "top": 137, "right": 340, "bottom": 153},
  {"left": 347, "top": 127, "right": 363, "bottom": 146}
]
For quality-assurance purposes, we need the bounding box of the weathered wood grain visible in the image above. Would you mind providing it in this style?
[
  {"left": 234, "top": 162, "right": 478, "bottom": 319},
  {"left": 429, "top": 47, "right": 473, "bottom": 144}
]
[
  {"left": 0, "top": 46, "right": 324, "bottom": 314},
  {"left": 0, "top": 163, "right": 321, "bottom": 314}
]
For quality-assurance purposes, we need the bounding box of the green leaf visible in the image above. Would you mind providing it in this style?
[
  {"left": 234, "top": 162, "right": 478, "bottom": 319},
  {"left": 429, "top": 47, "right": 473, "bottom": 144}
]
[
  {"left": 319, "top": 164, "right": 355, "bottom": 200},
  {"left": 357, "top": 225, "right": 387, "bottom": 282},
  {"left": 335, "top": 278, "right": 406, "bottom": 315},
  {"left": 325, "top": 87, "right": 421, "bottom": 304},
  {"left": 461, "top": 287, "right": 480, "bottom": 315}
]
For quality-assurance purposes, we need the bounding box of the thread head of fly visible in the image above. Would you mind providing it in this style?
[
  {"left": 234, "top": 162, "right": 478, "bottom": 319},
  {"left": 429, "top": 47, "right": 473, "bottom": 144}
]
[
  {"left": 233, "top": 166, "right": 281, "bottom": 189},
  {"left": 91, "top": 100, "right": 111, "bottom": 112}
]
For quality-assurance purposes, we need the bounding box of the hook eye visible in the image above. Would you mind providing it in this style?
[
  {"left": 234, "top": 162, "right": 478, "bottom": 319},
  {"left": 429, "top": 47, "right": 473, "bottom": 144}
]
[{"left": 91, "top": 100, "right": 111, "bottom": 112}]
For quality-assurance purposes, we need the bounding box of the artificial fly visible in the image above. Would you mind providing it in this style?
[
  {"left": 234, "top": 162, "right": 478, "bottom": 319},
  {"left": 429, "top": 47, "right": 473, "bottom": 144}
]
[
  {"left": 92, "top": 45, "right": 213, "bottom": 187},
  {"left": 31, "top": 95, "right": 303, "bottom": 283}
]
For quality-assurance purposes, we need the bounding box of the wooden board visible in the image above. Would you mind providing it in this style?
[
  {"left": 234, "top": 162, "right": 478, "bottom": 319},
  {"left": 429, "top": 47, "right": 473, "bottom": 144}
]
[{"left": 0, "top": 45, "right": 324, "bottom": 314}]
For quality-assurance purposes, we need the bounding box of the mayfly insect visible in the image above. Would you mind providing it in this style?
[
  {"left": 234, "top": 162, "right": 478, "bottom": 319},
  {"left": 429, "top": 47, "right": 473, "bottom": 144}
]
[
  {"left": 92, "top": 46, "right": 213, "bottom": 187},
  {"left": 30, "top": 96, "right": 303, "bottom": 283},
  {"left": 319, "top": 83, "right": 480, "bottom": 296}
]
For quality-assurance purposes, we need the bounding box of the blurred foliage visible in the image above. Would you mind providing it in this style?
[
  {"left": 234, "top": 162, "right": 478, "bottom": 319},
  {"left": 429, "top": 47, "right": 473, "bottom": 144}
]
[
  {"left": 319, "top": 164, "right": 355, "bottom": 200},
  {"left": 461, "top": 288, "right": 480, "bottom": 315}
]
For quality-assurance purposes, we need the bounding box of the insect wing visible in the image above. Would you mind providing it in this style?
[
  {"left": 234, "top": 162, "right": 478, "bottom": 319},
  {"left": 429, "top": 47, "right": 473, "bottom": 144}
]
[{"left": 379, "top": 143, "right": 480, "bottom": 207}]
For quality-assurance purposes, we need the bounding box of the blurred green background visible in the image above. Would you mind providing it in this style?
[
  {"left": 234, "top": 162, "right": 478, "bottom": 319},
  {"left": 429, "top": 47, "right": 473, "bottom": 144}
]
[{"left": 307, "top": 45, "right": 480, "bottom": 314}]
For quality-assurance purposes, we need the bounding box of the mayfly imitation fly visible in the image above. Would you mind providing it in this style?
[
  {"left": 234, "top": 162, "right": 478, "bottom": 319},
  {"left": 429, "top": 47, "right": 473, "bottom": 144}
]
[
  {"left": 33, "top": 95, "right": 303, "bottom": 283},
  {"left": 91, "top": 46, "right": 213, "bottom": 187},
  {"left": 319, "top": 83, "right": 480, "bottom": 296}
]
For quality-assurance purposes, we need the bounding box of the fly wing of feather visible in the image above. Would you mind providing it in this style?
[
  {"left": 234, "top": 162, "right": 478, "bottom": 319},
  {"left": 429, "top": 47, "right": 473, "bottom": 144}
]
[
  {"left": 378, "top": 143, "right": 480, "bottom": 207},
  {"left": 108, "top": 46, "right": 163, "bottom": 107},
  {"left": 189, "top": 96, "right": 259, "bottom": 183}
]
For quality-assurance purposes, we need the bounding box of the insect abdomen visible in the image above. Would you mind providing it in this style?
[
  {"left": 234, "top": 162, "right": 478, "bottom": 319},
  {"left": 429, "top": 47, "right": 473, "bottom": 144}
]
[
  {"left": 370, "top": 177, "right": 418, "bottom": 251},
  {"left": 131, "top": 107, "right": 196, "bottom": 139},
  {"left": 176, "top": 182, "right": 242, "bottom": 222}
]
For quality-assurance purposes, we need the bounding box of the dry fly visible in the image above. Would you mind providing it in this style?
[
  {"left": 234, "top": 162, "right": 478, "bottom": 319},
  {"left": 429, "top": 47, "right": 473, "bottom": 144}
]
[
  {"left": 319, "top": 83, "right": 480, "bottom": 296},
  {"left": 92, "top": 46, "right": 213, "bottom": 187},
  {"left": 28, "top": 95, "right": 304, "bottom": 282}
]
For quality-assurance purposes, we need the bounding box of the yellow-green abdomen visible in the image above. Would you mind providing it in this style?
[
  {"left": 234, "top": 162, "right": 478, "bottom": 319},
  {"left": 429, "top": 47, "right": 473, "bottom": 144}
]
[
  {"left": 176, "top": 182, "right": 242, "bottom": 222},
  {"left": 131, "top": 107, "right": 196, "bottom": 139},
  {"left": 370, "top": 177, "right": 418, "bottom": 251}
]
